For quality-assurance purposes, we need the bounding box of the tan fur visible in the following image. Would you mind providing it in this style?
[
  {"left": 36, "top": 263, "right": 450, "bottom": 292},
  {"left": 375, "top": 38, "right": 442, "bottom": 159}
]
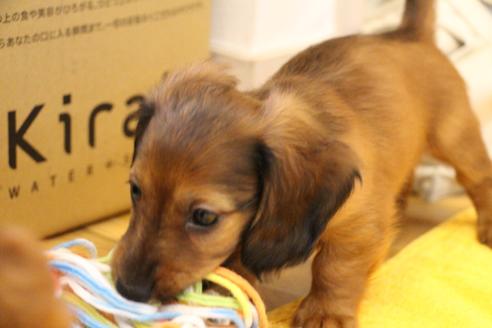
[{"left": 112, "top": 1, "right": 492, "bottom": 327}]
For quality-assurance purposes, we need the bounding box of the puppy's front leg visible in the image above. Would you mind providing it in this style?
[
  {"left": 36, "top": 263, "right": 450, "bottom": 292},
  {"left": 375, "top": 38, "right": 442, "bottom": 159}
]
[{"left": 294, "top": 231, "right": 389, "bottom": 328}]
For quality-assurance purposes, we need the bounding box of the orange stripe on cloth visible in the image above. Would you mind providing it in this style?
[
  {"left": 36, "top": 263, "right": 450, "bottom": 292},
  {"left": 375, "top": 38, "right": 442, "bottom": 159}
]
[{"left": 214, "top": 267, "right": 269, "bottom": 328}]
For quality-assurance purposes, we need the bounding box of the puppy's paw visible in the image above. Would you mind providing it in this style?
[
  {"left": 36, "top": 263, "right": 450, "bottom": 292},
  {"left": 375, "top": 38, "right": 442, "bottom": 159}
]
[
  {"left": 293, "top": 294, "right": 357, "bottom": 328},
  {"left": 477, "top": 215, "right": 492, "bottom": 247}
]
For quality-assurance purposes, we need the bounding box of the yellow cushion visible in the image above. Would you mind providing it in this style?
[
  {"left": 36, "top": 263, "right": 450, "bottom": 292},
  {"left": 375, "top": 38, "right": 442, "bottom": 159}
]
[{"left": 268, "top": 208, "right": 492, "bottom": 327}]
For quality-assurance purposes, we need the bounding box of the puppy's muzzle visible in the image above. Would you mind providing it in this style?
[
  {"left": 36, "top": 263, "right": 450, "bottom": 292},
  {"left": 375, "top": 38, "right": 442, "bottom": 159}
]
[{"left": 115, "top": 278, "right": 153, "bottom": 302}]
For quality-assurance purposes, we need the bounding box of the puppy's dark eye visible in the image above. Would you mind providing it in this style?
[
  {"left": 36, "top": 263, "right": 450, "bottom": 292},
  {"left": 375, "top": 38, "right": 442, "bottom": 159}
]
[
  {"left": 191, "top": 209, "right": 219, "bottom": 227},
  {"left": 130, "top": 182, "right": 141, "bottom": 203}
]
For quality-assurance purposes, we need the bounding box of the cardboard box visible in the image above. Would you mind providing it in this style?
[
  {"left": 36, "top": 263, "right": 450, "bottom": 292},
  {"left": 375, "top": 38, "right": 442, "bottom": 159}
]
[{"left": 0, "top": 0, "right": 210, "bottom": 237}]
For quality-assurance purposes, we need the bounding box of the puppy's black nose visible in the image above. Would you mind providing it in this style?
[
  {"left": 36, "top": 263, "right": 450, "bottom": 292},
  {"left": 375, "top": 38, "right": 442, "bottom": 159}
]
[{"left": 115, "top": 279, "right": 152, "bottom": 302}]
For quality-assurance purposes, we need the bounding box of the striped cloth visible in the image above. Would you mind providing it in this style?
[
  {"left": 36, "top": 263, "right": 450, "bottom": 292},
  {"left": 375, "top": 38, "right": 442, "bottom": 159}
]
[{"left": 47, "top": 239, "right": 268, "bottom": 328}]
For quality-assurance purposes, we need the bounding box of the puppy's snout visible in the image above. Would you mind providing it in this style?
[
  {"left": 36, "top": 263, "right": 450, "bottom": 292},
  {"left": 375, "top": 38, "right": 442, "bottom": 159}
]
[{"left": 115, "top": 278, "right": 153, "bottom": 302}]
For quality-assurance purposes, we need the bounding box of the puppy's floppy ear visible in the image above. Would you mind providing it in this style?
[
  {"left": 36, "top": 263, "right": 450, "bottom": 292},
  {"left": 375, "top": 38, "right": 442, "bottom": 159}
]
[
  {"left": 132, "top": 101, "right": 155, "bottom": 163},
  {"left": 241, "top": 92, "right": 361, "bottom": 276}
]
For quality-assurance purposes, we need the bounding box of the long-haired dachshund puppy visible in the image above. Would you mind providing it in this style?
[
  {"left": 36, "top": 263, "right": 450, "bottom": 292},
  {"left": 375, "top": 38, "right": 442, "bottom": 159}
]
[{"left": 112, "top": 0, "right": 492, "bottom": 326}]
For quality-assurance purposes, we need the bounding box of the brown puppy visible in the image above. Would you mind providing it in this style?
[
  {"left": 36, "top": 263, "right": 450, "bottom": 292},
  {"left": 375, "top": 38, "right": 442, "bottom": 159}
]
[
  {"left": 0, "top": 228, "right": 71, "bottom": 328},
  {"left": 112, "top": 0, "right": 492, "bottom": 326}
]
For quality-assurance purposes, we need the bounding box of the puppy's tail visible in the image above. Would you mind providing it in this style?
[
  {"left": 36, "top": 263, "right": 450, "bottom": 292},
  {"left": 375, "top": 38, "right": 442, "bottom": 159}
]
[{"left": 398, "top": 0, "right": 435, "bottom": 43}]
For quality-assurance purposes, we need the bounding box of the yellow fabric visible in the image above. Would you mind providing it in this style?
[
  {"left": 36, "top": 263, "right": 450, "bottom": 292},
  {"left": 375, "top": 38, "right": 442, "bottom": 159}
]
[{"left": 268, "top": 208, "right": 492, "bottom": 327}]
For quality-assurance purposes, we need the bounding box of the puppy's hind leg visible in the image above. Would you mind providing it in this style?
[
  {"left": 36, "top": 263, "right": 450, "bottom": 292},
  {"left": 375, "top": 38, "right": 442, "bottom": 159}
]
[{"left": 429, "top": 96, "right": 492, "bottom": 246}]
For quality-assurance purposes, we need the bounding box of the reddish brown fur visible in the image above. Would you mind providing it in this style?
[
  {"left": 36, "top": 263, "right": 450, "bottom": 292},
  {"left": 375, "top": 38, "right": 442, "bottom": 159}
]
[
  {"left": 111, "top": 0, "right": 492, "bottom": 327},
  {"left": 0, "top": 228, "right": 71, "bottom": 328},
  {"left": 112, "top": 63, "right": 263, "bottom": 299}
]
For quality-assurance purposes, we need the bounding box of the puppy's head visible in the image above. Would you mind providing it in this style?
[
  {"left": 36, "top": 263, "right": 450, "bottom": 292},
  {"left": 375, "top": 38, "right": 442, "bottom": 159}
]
[{"left": 112, "top": 63, "right": 360, "bottom": 302}]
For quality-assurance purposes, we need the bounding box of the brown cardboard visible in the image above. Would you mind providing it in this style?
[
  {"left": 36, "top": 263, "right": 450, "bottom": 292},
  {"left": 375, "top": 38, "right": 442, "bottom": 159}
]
[{"left": 0, "top": 0, "right": 210, "bottom": 237}]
